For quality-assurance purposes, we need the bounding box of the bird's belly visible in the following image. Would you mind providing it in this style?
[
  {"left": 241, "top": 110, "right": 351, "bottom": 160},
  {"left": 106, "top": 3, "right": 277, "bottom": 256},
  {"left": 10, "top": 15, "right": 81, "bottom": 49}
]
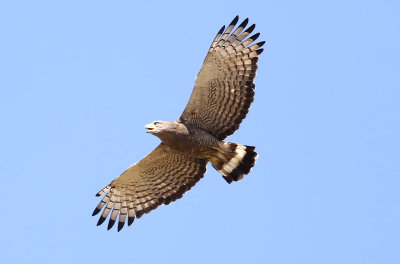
[{"left": 163, "top": 131, "right": 218, "bottom": 159}]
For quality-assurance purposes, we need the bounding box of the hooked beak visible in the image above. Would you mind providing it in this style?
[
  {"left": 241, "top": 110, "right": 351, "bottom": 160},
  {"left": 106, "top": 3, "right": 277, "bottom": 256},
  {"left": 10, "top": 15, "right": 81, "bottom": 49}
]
[{"left": 145, "top": 123, "right": 155, "bottom": 133}]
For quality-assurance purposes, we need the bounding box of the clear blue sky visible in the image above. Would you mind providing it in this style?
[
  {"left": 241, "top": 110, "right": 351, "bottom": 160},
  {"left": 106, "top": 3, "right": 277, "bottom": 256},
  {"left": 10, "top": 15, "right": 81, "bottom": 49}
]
[{"left": 1, "top": 1, "right": 399, "bottom": 263}]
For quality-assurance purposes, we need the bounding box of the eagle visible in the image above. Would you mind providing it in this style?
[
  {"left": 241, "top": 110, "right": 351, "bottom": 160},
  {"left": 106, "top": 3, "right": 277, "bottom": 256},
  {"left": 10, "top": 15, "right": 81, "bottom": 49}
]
[{"left": 92, "top": 16, "right": 264, "bottom": 231}]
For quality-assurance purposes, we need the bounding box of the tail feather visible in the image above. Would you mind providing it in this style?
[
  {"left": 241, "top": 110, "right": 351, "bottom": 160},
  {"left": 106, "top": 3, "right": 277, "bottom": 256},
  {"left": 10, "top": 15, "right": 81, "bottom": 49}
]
[{"left": 210, "top": 142, "right": 258, "bottom": 183}]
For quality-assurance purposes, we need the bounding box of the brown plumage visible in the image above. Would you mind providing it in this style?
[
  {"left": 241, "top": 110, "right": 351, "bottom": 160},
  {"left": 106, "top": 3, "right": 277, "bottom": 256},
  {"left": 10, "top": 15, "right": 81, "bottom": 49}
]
[
  {"left": 180, "top": 16, "right": 264, "bottom": 139},
  {"left": 93, "top": 16, "right": 264, "bottom": 231}
]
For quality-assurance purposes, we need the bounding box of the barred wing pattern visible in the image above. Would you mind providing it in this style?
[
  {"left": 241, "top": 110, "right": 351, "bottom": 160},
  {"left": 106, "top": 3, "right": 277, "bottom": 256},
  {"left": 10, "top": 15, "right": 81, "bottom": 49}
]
[
  {"left": 180, "top": 16, "right": 264, "bottom": 140},
  {"left": 92, "top": 143, "right": 207, "bottom": 231}
]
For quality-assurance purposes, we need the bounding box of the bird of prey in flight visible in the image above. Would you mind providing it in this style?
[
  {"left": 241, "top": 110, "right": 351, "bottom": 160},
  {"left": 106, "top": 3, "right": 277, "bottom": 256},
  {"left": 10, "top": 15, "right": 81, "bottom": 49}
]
[{"left": 93, "top": 16, "right": 265, "bottom": 231}]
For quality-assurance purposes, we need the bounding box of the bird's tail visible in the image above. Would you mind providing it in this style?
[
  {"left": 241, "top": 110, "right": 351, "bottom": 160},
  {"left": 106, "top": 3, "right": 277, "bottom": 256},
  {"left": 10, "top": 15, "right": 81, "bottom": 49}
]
[{"left": 210, "top": 142, "right": 258, "bottom": 183}]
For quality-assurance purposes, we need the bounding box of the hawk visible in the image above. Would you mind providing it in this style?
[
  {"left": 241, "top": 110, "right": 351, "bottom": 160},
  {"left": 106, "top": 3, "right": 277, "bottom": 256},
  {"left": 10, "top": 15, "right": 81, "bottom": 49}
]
[{"left": 93, "top": 16, "right": 264, "bottom": 231}]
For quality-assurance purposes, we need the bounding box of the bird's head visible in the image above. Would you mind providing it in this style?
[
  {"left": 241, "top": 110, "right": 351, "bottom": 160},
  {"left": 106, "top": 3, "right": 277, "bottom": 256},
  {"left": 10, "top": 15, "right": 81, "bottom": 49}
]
[
  {"left": 145, "top": 121, "right": 185, "bottom": 144},
  {"left": 145, "top": 121, "right": 168, "bottom": 135}
]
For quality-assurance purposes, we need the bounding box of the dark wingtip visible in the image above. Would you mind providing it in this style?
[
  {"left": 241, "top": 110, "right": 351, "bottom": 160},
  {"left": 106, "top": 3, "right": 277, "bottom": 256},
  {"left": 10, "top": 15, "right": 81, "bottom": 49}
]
[
  {"left": 95, "top": 193, "right": 101, "bottom": 197},
  {"left": 164, "top": 197, "right": 172, "bottom": 205},
  {"left": 230, "top": 15, "right": 239, "bottom": 26},
  {"left": 257, "top": 41, "right": 266, "bottom": 48},
  {"left": 217, "top": 25, "right": 225, "bottom": 35},
  {"left": 107, "top": 219, "right": 116, "bottom": 230},
  {"left": 245, "top": 24, "right": 256, "bottom": 34},
  {"left": 92, "top": 208, "right": 101, "bottom": 216},
  {"left": 97, "top": 216, "right": 106, "bottom": 226},
  {"left": 128, "top": 216, "right": 135, "bottom": 226},
  {"left": 136, "top": 210, "right": 144, "bottom": 218},
  {"left": 117, "top": 221, "right": 125, "bottom": 232},
  {"left": 250, "top": 32, "right": 260, "bottom": 41},
  {"left": 238, "top": 18, "right": 249, "bottom": 29}
]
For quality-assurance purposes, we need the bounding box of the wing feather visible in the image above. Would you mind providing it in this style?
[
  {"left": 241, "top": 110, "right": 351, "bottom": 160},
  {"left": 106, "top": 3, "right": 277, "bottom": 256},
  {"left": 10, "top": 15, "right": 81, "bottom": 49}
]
[
  {"left": 180, "top": 17, "right": 264, "bottom": 139},
  {"left": 93, "top": 143, "right": 207, "bottom": 231}
]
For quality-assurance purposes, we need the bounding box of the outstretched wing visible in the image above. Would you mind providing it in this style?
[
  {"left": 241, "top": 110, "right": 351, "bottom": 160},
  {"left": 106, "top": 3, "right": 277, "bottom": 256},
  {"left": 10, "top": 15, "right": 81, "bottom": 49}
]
[
  {"left": 92, "top": 143, "right": 207, "bottom": 231},
  {"left": 179, "top": 16, "right": 264, "bottom": 140}
]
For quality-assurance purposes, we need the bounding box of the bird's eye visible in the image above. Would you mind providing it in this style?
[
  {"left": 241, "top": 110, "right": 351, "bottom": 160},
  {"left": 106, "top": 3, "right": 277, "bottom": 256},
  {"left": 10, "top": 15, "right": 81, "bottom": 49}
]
[{"left": 153, "top": 122, "right": 160, "bottom": 125}]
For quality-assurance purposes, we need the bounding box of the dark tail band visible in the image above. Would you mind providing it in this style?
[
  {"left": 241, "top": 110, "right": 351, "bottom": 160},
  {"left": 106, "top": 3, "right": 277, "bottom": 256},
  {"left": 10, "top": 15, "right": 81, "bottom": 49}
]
[{"left": 211, "top": 143, "right": 258, "bottom": 184}]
